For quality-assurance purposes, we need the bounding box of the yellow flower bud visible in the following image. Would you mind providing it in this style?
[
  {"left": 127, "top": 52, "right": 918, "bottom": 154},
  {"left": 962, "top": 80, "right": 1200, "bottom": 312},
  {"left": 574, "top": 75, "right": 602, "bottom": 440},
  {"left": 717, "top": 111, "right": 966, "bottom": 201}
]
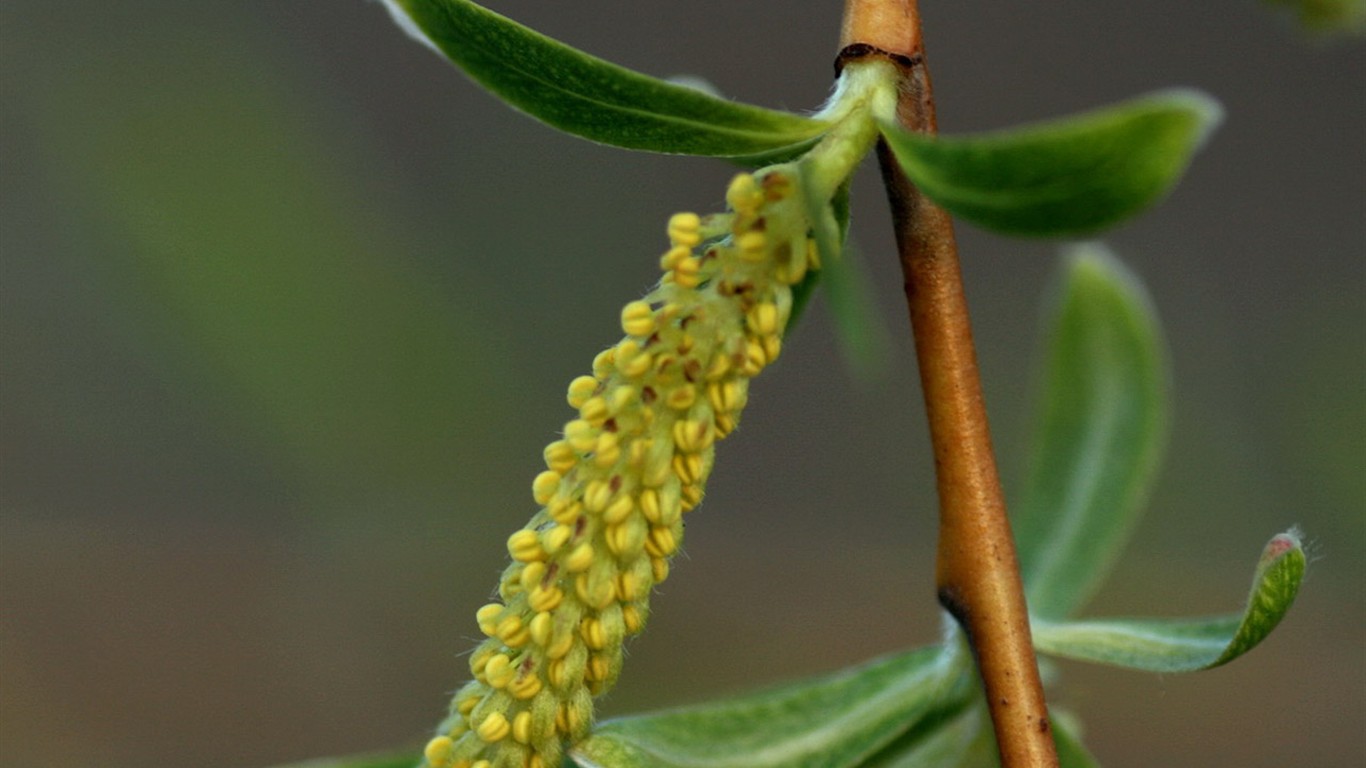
[
  {"left": 507, "top": 530, "right": 544, "bottom": 562},
  {"left": 602, "top": 493, "right": 634, "bottom": 525},
  {"left": 736, "top": 230, "right": 767, "bottom": 262},
  {"left": 527, "top": 584, "right": 564, "bottom": 613},
  {"left": 726, "top": 173, "right": 762, "bottom": 215},
  {"left": 531, "top": 470, "right": 561, "bottom": 506},
  {"left": 476, "top": 711, "right": 510, "bottom": 743},
  {"left": 496, "top": 614, "right": 529, "bottom": 647},
  {"left": 539, "top": 524, "right": 572, "bottom": 557},
  {"left": 667, "top": 212, "right": 702, "bottom": 247},
  {"left": 563, "top": 542, "right": 594, "bottom": 573},
  {"left": 673, "top": 256, "right": 702, "bottom": 289},
  {"left": 483, "top": 654, "right": 514, "bottom": 689},
  {"left": 665, "top": 385, "right": 696, "bottom": 411},
  {"left": 583, "top": 479, "right": 611, "bottom": 513},
  {"left": 746, "top": 302, "right": 780, "bottom": 336},
  {"left": 423, "top": 735, "right": 454, "bottom": 767},
  {"left": 645, "top": 525, "right": 679, "bottom": 558},
  {"left": 508, "top": 672, "right": 542, "bottom": 700},
  {"left": 591, "top": 349, "right": 615, "bottom": 380},
  {"left": 547, "top": 498, "right": 581, "bottom": 526},
  {"left": 620, "top": 300, "right": 655, "bottom": 337},
  {"left": 622, "top": 603, "right": 645, "bottom": 635},
  {"left": 651, "top": 556, "right": 670, "bottom": 584},
  {"left": 580, "top": 617, "right": 607, "bottom": 650},
  {"left": 592, "top": 432, "right": 621, "bottom": 469},
  {"left": 566, "top": 375, "right": 598, "bottom": 409},
  {"left": 475, "top": 603, "right": 504, "bottom": 637},
  {"left": 542, "top": 440, "right": 577, "bottom": 474},
  {"left": 529, "top": 611, "right": 553, "bottom": 647},
  {"left": 564, "top": 419, "right": 598, "bottom": 453},
  {"left": 512, "top": 710, "right": 534, "bottom": 744}
]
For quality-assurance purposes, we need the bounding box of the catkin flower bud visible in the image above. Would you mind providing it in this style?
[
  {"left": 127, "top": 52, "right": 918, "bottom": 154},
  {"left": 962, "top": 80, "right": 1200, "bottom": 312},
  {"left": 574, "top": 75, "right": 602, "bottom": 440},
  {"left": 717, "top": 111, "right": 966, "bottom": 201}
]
[{"left": 423, "top": 166, "right": 816, "bottom": 768}]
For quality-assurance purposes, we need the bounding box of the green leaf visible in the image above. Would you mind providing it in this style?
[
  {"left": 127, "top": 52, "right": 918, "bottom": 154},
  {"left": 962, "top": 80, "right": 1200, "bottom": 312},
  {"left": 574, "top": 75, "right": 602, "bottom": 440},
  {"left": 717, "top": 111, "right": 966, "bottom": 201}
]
[
  {"left": 795, "top": 167, "right": 890, "bottom": 378},
  {"left": 1051, "top": 712, "right": 1102, "bottom": 768},
  {"left": 1014, "top": 246, "right": 1169, "bottom": 618},
  {"left": 1263, "top": 0, "right": 1366, "bottom": 33},
  {"left": 862, "top": 704, "right": 1099, "bottom": 768},
  {"left": 1032, "top": 529, "right": 1307, "bottom": 672},
  {"left": 380, "top": 0, "right": 829, "bottom": 158},
  {"left": 859, "top": 704, "right": 994, "bottom": 768},
  {"left": 784, "top": 180, "right": 850, "bottom": 334},
  {"left": 878, "top": 90, "right": 1222, "bottom": 236},
  {"left": 266, "top": 751, "right": 419, "bottom": 768},
  {"left": 569, "top": 646, "right": 968, "bottom": 768}
]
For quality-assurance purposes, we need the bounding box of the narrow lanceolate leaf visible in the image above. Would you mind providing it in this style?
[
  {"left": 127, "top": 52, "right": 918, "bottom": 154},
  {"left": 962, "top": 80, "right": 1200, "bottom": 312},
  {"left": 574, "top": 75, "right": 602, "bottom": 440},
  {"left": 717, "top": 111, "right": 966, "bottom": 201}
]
[
  {"left": 379, "top": 0, "right": 829, "bottom": 157},
  {"left": 879, "top": 89, "right": 1222, "bottom": 236},
  {"left": 1014, "top": 246, "right": 1168, "bottom": 619},
  {"left": 569, "top": 646, "right": 967, "bottom": 768},
  {"left": 1032, "top": 529, "right": 1307, "bottom": 672}
]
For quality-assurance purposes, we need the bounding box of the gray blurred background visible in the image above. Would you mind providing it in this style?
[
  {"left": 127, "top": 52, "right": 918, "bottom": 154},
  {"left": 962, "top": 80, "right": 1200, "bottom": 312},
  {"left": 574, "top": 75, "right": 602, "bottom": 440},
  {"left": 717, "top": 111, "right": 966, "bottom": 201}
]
[{"left": 2, "top": 1, "right": 1362, "bottom": 766}]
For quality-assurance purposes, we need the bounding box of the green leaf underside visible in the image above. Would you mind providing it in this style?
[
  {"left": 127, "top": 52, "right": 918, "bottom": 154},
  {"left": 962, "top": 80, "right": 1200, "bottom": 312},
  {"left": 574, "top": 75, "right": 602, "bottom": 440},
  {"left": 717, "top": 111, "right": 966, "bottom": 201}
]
[
  {"left": 387, "top": 0, "right": 829, "bottom": 157},
  {"left": 1032, "top": 530, "right": 1306, "bottom": 672},
  {"left": 570, "top": 646, "right": 967, "bottom": 768},
  {"left": 1013, "top": 246, "right": 1168, "bottom": 619},
  {"left": 879, "top": 89, "right": 1222, "bottom": 236}
]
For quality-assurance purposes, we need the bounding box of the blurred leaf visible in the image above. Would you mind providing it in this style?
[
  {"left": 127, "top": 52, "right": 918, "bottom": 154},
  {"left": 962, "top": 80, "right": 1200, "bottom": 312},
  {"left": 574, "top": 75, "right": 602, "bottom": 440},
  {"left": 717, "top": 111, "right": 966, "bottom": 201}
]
[
  {"left": 380, "top": 0, "right": 829, "bottom": 157},
  {"left": 1032, "top": 529, "right": 1306, "bottom": 672},
  {"left": 879, "top": 90, "right": 1222, "bottom": 236},
  {"left": 268, "top": 751, "right": 418, "bottom": 768},
  {"left": 1263, "top": 0, "right": 1366, "bottom": 32},
  {"left": 23, "top": 15, "right": 511, "bottom": 507},
  {"left": 795, "top": 167, "right": 889, "bottom": 378},
  {"left": 1014, "top": 246, "right": 1168, "bottom": 618},
  {"left": 570, "top": 646, "right": 966, "bottom": 768},
  {"left": 1051, "top": 713, "right": 1102, "bottom": 768}
]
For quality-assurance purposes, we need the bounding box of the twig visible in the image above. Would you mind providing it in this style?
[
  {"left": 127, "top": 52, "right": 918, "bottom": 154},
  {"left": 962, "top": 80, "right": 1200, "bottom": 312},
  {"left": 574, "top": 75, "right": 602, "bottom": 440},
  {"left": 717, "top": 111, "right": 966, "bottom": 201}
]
[{"left": 838, "top": 1, "right": 1059, "bottom": 765}]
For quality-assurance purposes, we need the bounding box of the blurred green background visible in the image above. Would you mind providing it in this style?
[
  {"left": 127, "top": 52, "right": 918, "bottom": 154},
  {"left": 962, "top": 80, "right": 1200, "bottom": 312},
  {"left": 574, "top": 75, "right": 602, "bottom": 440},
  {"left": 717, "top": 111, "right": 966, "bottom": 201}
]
[{"left": 2, "top": 1, "right": 1362, "bottom": 766}]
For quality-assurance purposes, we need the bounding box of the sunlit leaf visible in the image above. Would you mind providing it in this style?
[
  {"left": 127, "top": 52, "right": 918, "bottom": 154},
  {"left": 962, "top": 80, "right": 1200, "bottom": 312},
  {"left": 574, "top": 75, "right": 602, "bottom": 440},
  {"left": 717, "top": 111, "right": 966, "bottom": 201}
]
[
  {"left": 1012, "top": 246, "right": 1168, "bottom": 618},
  {"left": 879, "top": 90, "right": 1222, "bottom": 236},
  {"left": 1032, "top": 529, "right": 1306, "bottom": 672},
  {"left": 570, "top": 646, "right": 966, "bottom": 768},
  {"left": 380, "top": 0, "right": 829, "bottom": 158}
]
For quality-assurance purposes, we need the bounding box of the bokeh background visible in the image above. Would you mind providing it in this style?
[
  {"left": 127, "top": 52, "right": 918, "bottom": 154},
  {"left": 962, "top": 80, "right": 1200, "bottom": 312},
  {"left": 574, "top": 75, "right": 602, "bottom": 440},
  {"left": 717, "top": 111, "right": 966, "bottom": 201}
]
[{"left": 2, "top": 1, "right": 1363, "bottom": 766}]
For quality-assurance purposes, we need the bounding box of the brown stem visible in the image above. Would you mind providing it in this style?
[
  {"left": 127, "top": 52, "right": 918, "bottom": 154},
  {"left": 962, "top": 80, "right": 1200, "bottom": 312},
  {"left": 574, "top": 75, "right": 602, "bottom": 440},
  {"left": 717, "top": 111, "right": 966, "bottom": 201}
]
[{"left": 839, "top": 2, "right": 1058, "bottom": 766}]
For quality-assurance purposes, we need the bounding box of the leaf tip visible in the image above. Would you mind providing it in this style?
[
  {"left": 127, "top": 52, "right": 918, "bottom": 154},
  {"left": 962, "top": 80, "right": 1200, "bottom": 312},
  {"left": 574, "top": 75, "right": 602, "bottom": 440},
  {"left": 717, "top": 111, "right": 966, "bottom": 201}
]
[
  {"left": 376, "top": 0, "right": 441, "bottom": 55},
  {"left": 1153, "top": 87, "right": 1225, "bottom": 150},
  {"left": 1260, "top": 526, "right": 1303, "bottom": 565}
]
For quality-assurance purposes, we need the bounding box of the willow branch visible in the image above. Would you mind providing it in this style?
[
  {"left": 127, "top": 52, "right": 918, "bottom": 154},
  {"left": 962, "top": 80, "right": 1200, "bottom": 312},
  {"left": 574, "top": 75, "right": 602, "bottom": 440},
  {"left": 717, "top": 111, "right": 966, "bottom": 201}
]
[{"left": 839, "top": 1, "right": 1058, "bottom": 765}]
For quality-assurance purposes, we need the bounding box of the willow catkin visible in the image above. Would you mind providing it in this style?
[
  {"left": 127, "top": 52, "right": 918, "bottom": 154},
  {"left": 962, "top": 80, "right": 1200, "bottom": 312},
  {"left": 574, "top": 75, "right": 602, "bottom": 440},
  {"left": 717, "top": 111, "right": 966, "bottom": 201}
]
[{"left": 423, "top": 165, "right": 818, "bottom": 768}]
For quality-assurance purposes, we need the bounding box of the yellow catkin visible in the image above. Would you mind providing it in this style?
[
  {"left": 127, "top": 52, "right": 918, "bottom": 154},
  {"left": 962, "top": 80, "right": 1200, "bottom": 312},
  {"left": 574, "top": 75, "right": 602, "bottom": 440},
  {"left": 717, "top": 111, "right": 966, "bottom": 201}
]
[{"left": 424, "top": 167, "right": 812, "bottom": 768}]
